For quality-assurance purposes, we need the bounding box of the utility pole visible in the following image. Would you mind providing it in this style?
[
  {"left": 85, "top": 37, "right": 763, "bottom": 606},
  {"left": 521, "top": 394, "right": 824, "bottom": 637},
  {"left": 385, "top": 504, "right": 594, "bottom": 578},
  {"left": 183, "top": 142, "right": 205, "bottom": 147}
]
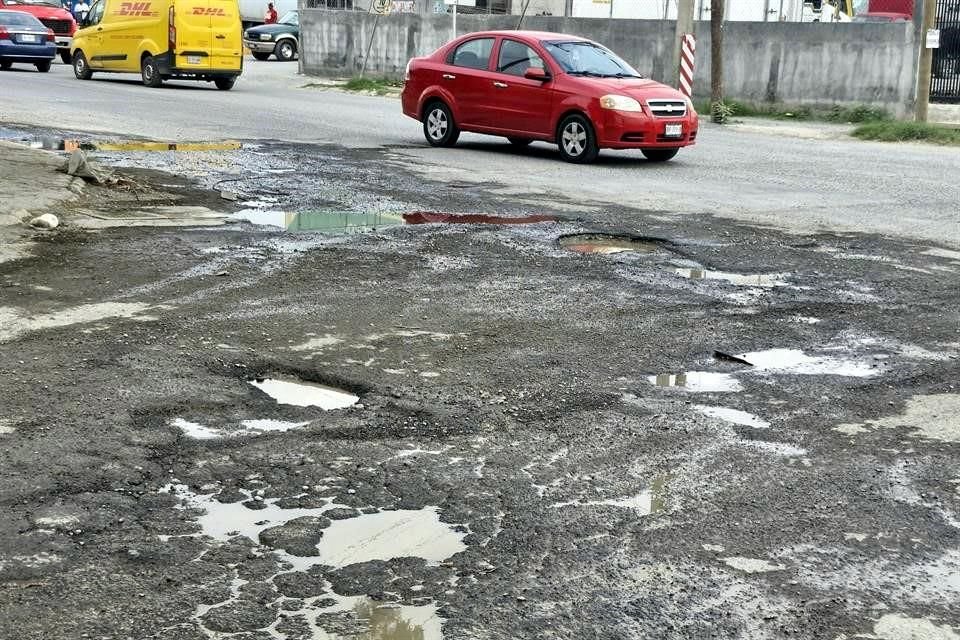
[
  {"left": 710, "top": 0, "right": 724, "bottom": 119},
  {"left": 673, "top": 0, "right": 695, "bottom": 87},
  {"left": 915, "top": 0, "right": 937, "bottom": 122}
]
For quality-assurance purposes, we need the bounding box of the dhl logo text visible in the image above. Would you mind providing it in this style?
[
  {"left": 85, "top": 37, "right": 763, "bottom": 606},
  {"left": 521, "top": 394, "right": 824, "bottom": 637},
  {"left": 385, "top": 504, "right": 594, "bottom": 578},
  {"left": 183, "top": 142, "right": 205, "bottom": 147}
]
[
  {"left": 117, "top": 1, "right": 157, "bottom": 15},
  {"left": 192, "top": 7, "right": 227, "bottom": 15}
]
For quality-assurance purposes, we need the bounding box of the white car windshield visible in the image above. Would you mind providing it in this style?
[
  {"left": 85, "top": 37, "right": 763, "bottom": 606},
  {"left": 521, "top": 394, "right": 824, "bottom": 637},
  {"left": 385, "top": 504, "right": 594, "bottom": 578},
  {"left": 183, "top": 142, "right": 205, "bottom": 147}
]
[{"left": 543, "top": 41, "right": 642, "bottom": 78}]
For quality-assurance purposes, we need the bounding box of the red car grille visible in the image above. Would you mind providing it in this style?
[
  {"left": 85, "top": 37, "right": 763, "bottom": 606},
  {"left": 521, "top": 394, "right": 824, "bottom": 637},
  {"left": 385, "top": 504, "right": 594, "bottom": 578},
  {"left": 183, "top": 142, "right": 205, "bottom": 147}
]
[{"left": 39, "top": 18, "right": 71, "bottom": 35}]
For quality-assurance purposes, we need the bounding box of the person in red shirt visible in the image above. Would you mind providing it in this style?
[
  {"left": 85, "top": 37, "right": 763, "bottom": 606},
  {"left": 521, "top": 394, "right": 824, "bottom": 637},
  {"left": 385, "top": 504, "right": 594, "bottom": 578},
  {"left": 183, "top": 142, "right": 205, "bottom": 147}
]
[{"left": 264, "top": 2, "right": 278, "bottom": 23}]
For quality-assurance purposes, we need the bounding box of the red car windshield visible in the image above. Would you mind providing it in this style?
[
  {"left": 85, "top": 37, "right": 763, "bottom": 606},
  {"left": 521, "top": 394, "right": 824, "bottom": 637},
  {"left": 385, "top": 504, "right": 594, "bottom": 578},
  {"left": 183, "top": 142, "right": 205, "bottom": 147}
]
[{"left": 543, "top": 41, "right": 642, "bottom": 78}]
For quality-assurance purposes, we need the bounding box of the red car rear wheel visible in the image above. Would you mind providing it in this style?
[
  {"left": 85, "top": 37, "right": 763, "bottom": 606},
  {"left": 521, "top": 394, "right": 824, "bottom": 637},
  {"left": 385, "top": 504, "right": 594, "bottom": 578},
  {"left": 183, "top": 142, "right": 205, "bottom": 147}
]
[{"left": 423, "top": 101, "right": 460, "bottom": 148}]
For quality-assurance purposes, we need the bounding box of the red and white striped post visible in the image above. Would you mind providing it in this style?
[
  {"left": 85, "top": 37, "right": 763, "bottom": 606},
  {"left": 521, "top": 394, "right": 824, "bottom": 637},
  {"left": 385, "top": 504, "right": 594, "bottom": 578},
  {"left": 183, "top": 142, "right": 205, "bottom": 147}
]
[{"left": 678, "top": 34, "right": 696, "bottom": 98}]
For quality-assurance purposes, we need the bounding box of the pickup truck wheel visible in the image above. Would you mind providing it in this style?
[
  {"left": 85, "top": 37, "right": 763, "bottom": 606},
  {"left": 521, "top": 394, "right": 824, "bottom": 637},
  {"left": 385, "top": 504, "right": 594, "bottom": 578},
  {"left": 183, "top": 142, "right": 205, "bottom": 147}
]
[
  {"left": 141, "top": 55, "right": 162, "bottom": 88},
  {"left": 60, "top": 51, "right": 71, "bottom": 64},
  {"left": 641, "top": 148, "right": 679, "bottom": 162},
  {"left": 73, "top": 51, "right": 92, "bottom": 79},
  {"left": 252, "top": 51, "right": 271, "bottom": 61},
  {"left": 36, "top": 60, "right": 51, "bottom": 73},
  {"left": 274, "top": 39, "right": 296, "bottom": 61},
  {"left": 214, "top": 77, "right": 235, "bottom": 91}
]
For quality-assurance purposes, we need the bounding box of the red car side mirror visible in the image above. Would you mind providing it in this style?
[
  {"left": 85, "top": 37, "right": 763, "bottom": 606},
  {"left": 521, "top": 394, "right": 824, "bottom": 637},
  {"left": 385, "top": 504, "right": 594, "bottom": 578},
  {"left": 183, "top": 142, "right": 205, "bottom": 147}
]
[{"left": 524, "top": 67, "right": 550, "bottom": 82}]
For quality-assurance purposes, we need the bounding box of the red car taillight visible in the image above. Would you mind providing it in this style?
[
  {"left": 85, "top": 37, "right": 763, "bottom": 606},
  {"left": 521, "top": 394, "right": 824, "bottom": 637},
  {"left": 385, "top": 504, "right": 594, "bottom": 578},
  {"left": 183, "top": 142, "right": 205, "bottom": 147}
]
[
  {"left": 0, "top": 26, "right": 9, "bottom": 40},
  {"left": 46, "top": 28, "right": 55, "bottom": 42},
  {"left": 168, "top": 5, "right": 176, "bottom": 50}
]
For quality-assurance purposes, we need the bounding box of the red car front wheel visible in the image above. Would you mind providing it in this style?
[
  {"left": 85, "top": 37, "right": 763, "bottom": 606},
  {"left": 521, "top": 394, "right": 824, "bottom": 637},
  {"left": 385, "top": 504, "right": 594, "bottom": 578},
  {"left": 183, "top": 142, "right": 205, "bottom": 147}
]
[{"left": 557, "top": 114, "right": 599, "bottom": 164}]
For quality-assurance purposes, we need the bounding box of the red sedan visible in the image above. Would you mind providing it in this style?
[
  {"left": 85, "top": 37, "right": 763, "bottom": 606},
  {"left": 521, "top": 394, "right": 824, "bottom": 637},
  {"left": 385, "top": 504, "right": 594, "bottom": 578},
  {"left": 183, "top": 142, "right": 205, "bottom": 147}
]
[{"left": 401, "top": 30, "right": 698, "bottom": 164}]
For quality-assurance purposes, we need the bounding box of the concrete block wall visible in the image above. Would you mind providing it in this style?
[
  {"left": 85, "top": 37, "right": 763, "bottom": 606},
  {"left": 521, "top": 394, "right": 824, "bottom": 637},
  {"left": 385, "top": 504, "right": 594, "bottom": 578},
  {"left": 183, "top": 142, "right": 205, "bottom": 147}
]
[{"left": 300, "top": 11, "right": 917, "bottom": 116}]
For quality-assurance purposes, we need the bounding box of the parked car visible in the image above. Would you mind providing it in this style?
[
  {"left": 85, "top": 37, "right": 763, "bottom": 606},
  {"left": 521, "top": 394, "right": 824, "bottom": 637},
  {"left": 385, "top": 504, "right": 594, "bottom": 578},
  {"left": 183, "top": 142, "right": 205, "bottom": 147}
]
[
  {"left": 71, "top": 0, "right": 242, "bottom": 89},
  {"left": 0, "top": 0, "right": 74, "bottom": 63},
  {"left": 243, "top": 10, "right": 297, "bottom": 61},
  {"left": 0, "top": 9, "right": 56, "bottom": 71},
  {"left": 401, "top": 30, "right": 699, "bottom": 164}
]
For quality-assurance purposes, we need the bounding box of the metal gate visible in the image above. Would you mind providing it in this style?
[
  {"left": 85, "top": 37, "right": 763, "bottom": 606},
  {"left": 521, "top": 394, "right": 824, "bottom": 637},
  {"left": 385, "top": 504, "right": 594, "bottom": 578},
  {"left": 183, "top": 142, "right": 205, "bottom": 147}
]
[{"left": 932, "top": 0, "right": 960, "bottom": 102}]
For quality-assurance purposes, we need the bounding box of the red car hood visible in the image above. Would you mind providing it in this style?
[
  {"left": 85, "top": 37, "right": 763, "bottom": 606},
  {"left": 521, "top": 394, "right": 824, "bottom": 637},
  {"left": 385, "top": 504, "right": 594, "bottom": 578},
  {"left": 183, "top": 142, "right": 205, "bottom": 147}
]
[
  {"left": 1, "top": 3, "right": 73, "bottom": 19},
  {"left": 567, "top": 76, "right": 688, "bottom": 102}
]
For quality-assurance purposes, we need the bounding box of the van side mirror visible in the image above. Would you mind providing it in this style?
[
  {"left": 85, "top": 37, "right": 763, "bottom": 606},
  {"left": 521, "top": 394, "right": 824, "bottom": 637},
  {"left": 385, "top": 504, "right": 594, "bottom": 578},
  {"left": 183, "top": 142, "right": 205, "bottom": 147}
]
[{"left": 524, "top": 67, "right": 550, "bottom": 82}]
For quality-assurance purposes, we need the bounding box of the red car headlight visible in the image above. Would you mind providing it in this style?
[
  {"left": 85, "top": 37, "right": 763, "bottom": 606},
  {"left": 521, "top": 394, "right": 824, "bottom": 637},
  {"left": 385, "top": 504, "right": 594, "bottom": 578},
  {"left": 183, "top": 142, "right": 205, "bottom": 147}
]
[{"left": 599, "top": 95, "right": 643, "bottom": 113}]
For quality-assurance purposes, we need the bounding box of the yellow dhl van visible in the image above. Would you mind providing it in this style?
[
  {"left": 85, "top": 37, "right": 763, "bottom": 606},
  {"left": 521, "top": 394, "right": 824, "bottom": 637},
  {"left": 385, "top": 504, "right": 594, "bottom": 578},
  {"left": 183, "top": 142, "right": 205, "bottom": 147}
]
[{"left": 70, "top": 0, "right": 242, "bottom": 89}]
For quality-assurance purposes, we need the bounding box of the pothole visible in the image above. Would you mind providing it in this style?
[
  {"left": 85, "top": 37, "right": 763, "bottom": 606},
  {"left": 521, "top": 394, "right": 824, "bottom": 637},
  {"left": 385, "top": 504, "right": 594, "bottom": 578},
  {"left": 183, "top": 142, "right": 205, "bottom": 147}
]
[
  {"left": 249, "top": 377, "right": 359, "bottom": 409},
  {"left": 402, "top": 211, "right": 561, "bottom": 225},
  {"left": 673, "top": 268, "right": 788, "bottom": 287},
  {"left": 559, "top": 233, "right": 667, "bottom": 255},
  {"left": 647, "top": 372, "right": 743, "bottom": 393}
]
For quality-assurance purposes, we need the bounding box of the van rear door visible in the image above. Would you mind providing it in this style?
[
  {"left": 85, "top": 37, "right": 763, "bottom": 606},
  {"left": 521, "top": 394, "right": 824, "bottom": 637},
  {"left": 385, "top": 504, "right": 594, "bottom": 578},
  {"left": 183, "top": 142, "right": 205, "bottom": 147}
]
[
  {"left": 173, "top": 0, "right": 213, "bottom": 70},
  {"left": 207, "top": 0, "right": 241, "bottom": 71}
]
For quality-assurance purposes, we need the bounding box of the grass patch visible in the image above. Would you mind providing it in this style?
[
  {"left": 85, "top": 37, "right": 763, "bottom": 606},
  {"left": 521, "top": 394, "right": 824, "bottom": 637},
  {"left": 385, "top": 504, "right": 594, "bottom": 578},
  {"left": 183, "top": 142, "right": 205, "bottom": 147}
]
[
  {"left": 852, "top": 121, "right": 960, "bottom": 145},
  {"left": 343, "top": 76, "right": 403, "bottom": 95},
  {"left": 695, "top": 100, "right": 891, "bottom": 124}
]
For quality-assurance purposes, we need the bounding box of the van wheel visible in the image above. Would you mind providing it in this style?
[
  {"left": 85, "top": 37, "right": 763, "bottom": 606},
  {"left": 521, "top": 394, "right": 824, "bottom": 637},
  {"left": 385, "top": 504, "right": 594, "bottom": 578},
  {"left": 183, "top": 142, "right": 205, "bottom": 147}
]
[
  {"left": 252, "top": 52, "right": 271, "bottom": 61},
  {"left": 60, "top": 51, "right": 71, "bottom": 64},
  {"left": 141, "top": 55, "right": 163, "bottom": 88},
  {"left": 73, "top": 51, "right": 92, "bottom": 79},
  {"left": 214, "top": 77, "right": 235, "bottom": 91},
  {"left": 36, "top": 60, "right": 52, "bottom": 73},
  {"left": 274, "top": 39, "right": 296, "bottom": 62}
]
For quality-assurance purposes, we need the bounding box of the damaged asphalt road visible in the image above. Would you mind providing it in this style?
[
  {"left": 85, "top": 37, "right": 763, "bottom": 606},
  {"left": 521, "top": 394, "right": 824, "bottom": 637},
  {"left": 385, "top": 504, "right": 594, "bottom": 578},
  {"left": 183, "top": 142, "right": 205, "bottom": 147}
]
[{"left": 1, "top": 139, "right": 960, "bottom": 640}]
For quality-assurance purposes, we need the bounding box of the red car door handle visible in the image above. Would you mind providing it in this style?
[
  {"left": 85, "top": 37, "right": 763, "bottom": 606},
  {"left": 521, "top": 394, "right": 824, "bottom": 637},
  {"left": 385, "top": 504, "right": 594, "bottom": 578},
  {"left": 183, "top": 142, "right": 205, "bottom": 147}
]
[
  {"left": 493, "top": 81, "right": 508, "bottom": 88},
  {"left": 442, "top": 73, "right": 456, "bottom": 80}
]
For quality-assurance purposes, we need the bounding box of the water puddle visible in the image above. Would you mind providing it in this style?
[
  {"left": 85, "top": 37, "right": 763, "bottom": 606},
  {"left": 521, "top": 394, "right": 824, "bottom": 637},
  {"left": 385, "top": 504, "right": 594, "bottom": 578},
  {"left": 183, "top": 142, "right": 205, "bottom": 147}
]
[
  {"left": 402, "top": 211, "right": 560, "bottom": 225},
  {"left": 294, "top": 593, "right": 443, "bottom": 640},
  {"left": 674, "top": 268, "right": 788, "bottom": 287},
  {"left": 552, "top": 475, "right": 670, "bottom": 516},
  {"left": 559, "top": 233, "right": 665, "bottom": 255},
  {"left": 161, "top": 485, "right": 466, "bottom": 572},
  {"left": 229, "top": 210, "right": 404, "bottom": 234},
  {"left": 172, "top": 418, "right": 312, "bottom": 440},
  {"left": 249, "top": 377, "right": 359, "bottom": 409},
  {"left": 721, "top": 557, "right": 786, "bottom": 573},
  {"left": 695, "top": 406, "right": 770, "bottom": 428},
  {"left": 648, "top": 372, "right": 743, "bottom": 393},
  {"left": 315, "top": 508, "right": 468, "bottom": 568},
  {"left": 737, "top": 348, "right": 877, "bottom": 377}
]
